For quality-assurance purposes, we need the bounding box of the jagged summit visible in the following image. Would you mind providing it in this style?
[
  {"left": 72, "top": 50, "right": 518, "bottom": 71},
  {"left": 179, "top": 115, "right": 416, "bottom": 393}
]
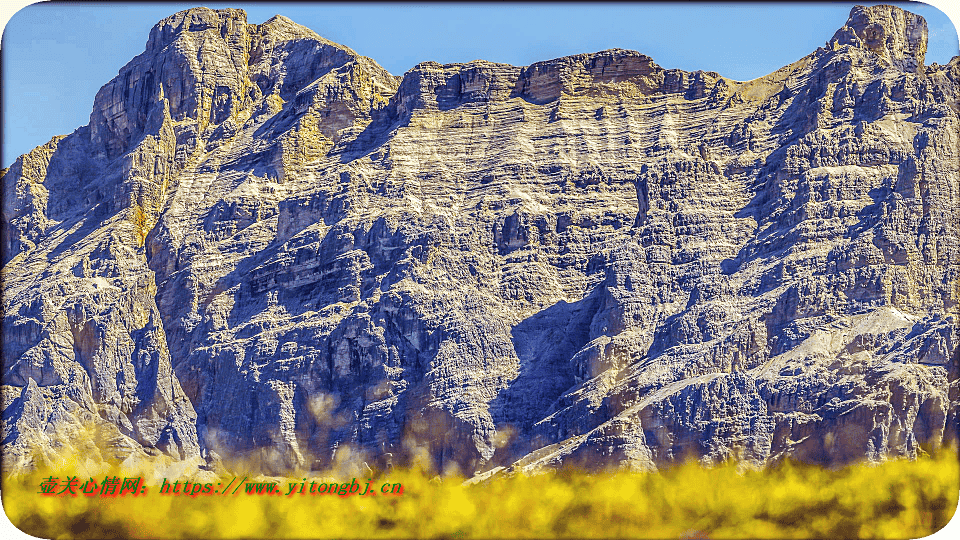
[
  {"left": 146, "top": 8, "right": 342, "bottom": 53},
  {"left": 87, "top": 5, "right": 396, "bottom": 163},
  {"left": 146, "top": 7, "right": 248, "bottom": 53},
  {"left": 830, "top": 4, "right": 928, "bottom": 71},
  {"left": 2, "top": 4, "right": 957, "bottom": 478}
]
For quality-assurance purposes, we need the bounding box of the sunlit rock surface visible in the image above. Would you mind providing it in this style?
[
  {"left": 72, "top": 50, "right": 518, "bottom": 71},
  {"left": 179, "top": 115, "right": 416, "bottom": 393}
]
[{"left": 3, "top": 4, "right": 957, "bottom": 477}]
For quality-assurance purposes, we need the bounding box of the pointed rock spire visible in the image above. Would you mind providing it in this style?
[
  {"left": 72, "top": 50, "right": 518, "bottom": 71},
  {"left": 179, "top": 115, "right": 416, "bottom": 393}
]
[{"left": 829, "top": 4, "right": 927, "bottom": 72}]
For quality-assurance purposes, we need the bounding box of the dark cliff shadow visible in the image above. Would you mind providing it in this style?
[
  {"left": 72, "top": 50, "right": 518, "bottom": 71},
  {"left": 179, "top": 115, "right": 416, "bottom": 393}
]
[
  {"left": 2, "top": 130, "right": 106, "bottom": 264},
  {"left": 846, "top": 185, "right": 891, "bottom": 239},
  {"left": 332, "top": 80, "right": 419, "bottom": 164},
  {"left": 486, "top": 290, "right": 601, "bottom": 462},
  {"left": 45, "top": 211, "right": 102, "bottom": 261}
]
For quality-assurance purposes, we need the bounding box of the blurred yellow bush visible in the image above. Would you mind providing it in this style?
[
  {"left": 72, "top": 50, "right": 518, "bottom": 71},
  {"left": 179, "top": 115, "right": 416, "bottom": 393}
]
[{"left": 2, "top": 448, "right": 957, "bottom": 539}]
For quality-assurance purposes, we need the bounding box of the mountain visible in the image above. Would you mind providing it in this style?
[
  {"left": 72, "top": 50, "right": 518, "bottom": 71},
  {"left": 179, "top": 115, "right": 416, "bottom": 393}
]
[{"left": 2, "top": 5, "right": 957, "bottom": 478}]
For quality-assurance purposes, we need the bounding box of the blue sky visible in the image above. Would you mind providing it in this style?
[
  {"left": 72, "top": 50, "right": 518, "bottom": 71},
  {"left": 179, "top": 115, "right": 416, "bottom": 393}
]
[{"left": 2, "top": 2, "right": 958, "bottom": 168}]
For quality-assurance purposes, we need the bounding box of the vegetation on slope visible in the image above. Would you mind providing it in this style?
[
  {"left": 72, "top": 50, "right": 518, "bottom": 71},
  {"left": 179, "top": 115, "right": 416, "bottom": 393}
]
[{"left": 2, "top": 448, "right": 956, "bottom": 539}]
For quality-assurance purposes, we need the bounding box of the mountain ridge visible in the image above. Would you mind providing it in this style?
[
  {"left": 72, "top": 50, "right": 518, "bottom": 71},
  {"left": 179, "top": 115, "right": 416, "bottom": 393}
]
[{"left": 2, "top": 4, "right": 957, "bottom": 480}]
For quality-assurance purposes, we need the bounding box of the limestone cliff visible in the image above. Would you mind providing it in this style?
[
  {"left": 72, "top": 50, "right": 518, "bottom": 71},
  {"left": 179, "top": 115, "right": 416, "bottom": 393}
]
[{"left": 2, "top": 5, "right": 957, "bottom": 477}]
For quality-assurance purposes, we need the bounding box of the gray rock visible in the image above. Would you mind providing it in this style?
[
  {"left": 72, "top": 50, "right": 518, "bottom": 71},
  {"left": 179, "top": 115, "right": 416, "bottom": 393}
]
[{"left": 2, "top": 5, "right": 957, "bottom": 477}]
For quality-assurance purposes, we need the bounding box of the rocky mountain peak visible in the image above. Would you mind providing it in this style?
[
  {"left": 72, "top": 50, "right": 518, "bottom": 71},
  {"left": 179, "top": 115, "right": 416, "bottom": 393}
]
[
  {"left": 256, "top": 14, "right": 329, "bottom": 44},
  {"left": 829, "top": 4, "right": 927, "bottom": 71},
  {"left": 87, "top": 6, "right": 388, "bottom": 164},
  {"left": 146, "top": 7, "right": 249, "bottom": 53}
]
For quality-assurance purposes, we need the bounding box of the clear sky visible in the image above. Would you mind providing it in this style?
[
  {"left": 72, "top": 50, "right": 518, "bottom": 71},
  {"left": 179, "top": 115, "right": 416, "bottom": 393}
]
[{"left": 2, "top": 1, "right": 958, "bottom": 169}]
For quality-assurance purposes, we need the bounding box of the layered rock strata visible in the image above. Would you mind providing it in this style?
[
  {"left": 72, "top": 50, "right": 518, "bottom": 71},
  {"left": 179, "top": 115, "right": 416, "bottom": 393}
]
[{"left": 2, "top": 5, "right": 957, "bottom": 477}]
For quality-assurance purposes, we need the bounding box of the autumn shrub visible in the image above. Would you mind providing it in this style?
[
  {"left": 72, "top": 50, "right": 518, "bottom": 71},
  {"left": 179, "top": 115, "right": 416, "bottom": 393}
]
[{"left": 2, "top": 447, "right": 956, "bottom": 539}]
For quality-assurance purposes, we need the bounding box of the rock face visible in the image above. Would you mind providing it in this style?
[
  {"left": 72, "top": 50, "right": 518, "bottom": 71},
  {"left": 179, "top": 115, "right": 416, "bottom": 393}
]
[{"left": 2, "top": 5, "right": 958, "bottom": 476}]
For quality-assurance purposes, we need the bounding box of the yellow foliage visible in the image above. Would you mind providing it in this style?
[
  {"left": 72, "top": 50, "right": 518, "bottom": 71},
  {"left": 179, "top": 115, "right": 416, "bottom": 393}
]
[
  {"left": 2, "top": 449, "right": 957, "bottom": 539},
  {"left": 130, "top": 204, "right": 149, "bottom": 248}
]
